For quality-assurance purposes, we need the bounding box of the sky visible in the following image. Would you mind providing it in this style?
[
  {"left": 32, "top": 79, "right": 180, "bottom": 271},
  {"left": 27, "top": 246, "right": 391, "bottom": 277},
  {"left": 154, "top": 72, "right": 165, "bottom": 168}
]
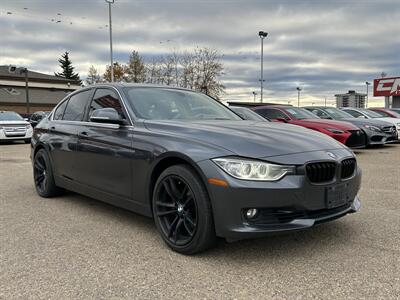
[{"left": 1, "top": 0, "right": 399, "bottom": 106}]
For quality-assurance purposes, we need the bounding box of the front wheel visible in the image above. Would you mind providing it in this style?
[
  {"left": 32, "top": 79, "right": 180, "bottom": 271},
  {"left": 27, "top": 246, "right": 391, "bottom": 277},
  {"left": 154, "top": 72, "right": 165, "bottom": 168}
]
[{"left": 152, "top": 164, "right": 216, "bottom": 254}]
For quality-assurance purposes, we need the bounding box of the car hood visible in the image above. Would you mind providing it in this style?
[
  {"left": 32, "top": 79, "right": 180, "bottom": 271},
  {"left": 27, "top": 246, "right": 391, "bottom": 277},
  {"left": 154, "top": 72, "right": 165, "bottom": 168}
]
[
  {"left": 340, "top": 118, "right": 395, "bottom": 128},
  {"left": 0, "top": 120, "right": 29, "bottom": 125},
  {"left": 295, "top": 119, "right": 358, "bottom": 130},
  {"left": 143, "top": 120, "right": 345, "bottom": 158},
  {"left": 374, "top": 117, "right": 400, "bottom": 127}
]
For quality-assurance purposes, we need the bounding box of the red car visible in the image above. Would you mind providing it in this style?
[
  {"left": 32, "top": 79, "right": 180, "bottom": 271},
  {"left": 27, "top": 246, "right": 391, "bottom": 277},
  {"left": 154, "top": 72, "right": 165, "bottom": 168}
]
[
  {"left": 368, "top": 108, "right": 400, "bottom": 118},
  {"left": 251, "top": 105, "right": 365, "bottom": 148}
]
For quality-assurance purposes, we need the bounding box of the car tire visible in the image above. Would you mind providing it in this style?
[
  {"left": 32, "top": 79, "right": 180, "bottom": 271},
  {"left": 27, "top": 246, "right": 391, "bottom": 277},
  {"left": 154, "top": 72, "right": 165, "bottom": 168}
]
[
  {"left": 152, "top": 164, "right": 217, "bottom": 254},
  {"left": 33, "top": 149, "right": 64, "bottom": 197}
]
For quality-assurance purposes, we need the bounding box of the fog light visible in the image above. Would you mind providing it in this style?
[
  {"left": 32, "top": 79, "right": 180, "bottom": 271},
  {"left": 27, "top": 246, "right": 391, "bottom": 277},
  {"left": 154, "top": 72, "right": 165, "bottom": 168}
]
[{"left": 246, "top": 208, "right": 258, "bottom": 219}]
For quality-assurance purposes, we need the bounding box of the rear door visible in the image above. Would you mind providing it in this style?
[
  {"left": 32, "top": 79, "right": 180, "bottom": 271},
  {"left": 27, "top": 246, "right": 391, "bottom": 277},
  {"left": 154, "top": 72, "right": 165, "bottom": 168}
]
[
  {"left": 75, "top": 88, "right": 133, "bottom": 199},
  {"left": 48, "top": 89, "right": 93, "bottom": 182}
]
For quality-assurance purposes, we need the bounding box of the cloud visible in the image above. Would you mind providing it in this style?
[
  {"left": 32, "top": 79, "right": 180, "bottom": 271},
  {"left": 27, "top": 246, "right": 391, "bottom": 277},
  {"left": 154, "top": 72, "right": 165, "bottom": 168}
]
[{"left": 0, "top": 0, "right": 399, "bottom": 106}]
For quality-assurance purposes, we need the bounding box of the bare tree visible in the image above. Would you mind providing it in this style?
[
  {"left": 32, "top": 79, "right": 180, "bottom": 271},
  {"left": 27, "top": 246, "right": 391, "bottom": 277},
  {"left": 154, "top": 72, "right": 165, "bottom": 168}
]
[
  {"left": 86, "top": 65, "right": 101, "bottom": 85},
  {"left": 160, "top": 55, "right": 175, "bottom": 86},
  {"left": 146, "top": 57, "right": 163, "bottom": 84},
  {"left": 181, "top": 51, "right": 196, "bottom": 90},
  {"left": 193, "top": 47, "right": 225, "bottom": 98}
]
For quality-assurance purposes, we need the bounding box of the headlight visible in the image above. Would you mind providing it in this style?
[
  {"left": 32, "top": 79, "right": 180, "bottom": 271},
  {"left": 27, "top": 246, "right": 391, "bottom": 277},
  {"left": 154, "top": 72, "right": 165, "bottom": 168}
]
[
  {"left": 212, "top": 157, "right": 295, "bottom": 181},
  {"left": 363, "top": 125, "right": 381, "bottom": 132},
  {"left": 26, "top": 124, "right": 32, "bottom": 129},
  {"left": 325, "top": 128, "right": 345, "bottom": 134}
]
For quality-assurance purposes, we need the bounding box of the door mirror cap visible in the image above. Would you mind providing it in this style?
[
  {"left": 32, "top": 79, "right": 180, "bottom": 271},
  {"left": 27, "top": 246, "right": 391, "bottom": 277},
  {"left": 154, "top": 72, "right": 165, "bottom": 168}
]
[{"left": 90, "top": 108, "right": 125, "bottom": 125}]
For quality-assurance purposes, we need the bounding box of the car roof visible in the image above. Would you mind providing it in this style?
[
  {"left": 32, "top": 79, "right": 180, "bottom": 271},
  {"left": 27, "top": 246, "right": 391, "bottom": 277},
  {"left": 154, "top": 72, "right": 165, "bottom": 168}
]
[{"left": 91, "top": 83, "right": 194, "bottom": 92}]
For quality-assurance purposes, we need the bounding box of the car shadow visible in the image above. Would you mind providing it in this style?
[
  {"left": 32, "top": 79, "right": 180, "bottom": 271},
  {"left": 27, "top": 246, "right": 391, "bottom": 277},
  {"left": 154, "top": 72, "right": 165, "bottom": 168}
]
[{"left": 53, "top": 191, "right": 359, "bottom": 260}]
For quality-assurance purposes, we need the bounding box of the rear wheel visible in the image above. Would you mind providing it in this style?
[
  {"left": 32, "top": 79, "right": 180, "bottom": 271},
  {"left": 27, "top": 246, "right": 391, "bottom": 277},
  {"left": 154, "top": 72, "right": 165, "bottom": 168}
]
[
  {"left": 152, "top": 164, "right": 216, "bottom": 254},
  {"left": 33, "top": 149, "right": 63, "bottom": 197}
]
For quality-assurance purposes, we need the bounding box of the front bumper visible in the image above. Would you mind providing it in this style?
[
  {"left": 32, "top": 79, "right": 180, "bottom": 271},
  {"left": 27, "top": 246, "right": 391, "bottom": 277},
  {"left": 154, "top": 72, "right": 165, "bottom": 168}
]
[
  {"left": 198, "top": 150, "right": 361, "bottom": 240},
  {"left": 0, "top": 128, "right": 33, "bottom": 141}
]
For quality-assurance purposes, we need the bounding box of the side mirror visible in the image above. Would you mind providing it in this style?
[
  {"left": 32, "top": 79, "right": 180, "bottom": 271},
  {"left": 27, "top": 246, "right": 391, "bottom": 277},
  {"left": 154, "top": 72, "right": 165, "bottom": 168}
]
[
  {"left": 275, "top": 117, "right": 288, "bottom": 123},
  {"left": 90, "top": 108, "right": 125, "bottom": 125}
]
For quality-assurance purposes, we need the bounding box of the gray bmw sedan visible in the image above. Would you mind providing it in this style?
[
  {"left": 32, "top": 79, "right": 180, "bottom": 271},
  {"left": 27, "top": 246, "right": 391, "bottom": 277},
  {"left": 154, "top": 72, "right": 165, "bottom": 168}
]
[{"left": 31, "top": 84, "right": 361, "bottom": 254}]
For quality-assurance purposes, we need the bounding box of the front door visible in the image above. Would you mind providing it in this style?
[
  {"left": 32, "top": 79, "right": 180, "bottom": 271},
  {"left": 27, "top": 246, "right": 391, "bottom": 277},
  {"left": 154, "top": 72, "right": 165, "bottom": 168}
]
[{"left": 75, "top": 88, "right": 134, "bottom": 199}]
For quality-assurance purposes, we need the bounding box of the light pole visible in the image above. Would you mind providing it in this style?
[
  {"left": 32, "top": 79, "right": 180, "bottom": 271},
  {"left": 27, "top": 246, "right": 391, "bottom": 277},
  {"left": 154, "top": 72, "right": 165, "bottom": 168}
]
[
  {"left": 365, "top": 81, "right": 371, "bottom": 108},
  {"left": 324, "top": 96, "right": 327, "bottom": 107},
  {"left": 20, "top": 68, "right": 30, "bottom": 114},
  {"left": 106, "top": 0, "right": 114, "bottom": 82},
  {"left": 296, "top": 87, "right": 302, "bottom": 107},
  {"left": 252, "top": 91, "right": 257, "bottom": 102},
  {"left": 258, "top": 31, "right": 268, "bottom": 102}
]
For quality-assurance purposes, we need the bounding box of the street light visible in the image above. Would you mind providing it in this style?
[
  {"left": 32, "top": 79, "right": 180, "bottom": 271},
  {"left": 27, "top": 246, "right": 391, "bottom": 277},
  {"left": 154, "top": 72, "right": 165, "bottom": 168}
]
[
  {"left": 106, "top": 0, "right": 114, "bottom": 82},
  {"left": 252, "top": 91, "right": 257, "bottom": 102},
  {"left": 258, "top": 31, "right": 268, "bottom": 102},
  {"left": 296, "top": 87, "right": 302, "bottom": 107},
  {"left": 19, "top": 68, "right": 30, "bottom": 114},
  {"left": 365, "top": 81, "right": 371, "bottom": 108}
]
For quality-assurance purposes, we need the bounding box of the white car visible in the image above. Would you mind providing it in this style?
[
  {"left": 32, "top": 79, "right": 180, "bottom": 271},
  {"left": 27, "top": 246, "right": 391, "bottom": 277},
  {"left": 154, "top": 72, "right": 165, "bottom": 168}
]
[
  {"left": 341, "top": 108, "right": 400, "bottom": 139},
  {"left": 0, "top": 111, "right": 33, "bottom": 143}
]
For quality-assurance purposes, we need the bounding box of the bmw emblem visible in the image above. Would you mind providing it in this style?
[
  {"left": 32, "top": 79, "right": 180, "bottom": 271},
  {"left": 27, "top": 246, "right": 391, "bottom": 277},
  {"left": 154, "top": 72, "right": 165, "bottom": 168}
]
[{"left": 327, "top": 152, "right": 336, "bottom": 159}]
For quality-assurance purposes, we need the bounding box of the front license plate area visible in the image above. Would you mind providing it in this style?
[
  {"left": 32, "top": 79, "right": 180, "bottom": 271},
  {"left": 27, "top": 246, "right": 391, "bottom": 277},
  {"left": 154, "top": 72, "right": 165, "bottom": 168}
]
[{"left": 326, "top": 184, "right": 350, "bottom": 209}]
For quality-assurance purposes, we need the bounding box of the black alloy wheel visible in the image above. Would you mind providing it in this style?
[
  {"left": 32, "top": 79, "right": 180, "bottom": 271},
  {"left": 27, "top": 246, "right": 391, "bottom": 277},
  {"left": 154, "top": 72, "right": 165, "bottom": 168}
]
[
  {"left": 152, "top": 165, "right": 216, "bottom": 254},
  {"left": 155, "top": 175, "right": 198, "bottom": 246}
]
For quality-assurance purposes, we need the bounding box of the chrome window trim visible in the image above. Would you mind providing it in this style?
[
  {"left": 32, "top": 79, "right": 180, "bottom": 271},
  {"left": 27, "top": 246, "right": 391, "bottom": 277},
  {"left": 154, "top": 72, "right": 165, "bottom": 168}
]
[
  {"left": 51, "top": 119, "right": 132, "bottom": 130},
  {"left": 50, "top": 85, "right": 134, "bottom": 126}
]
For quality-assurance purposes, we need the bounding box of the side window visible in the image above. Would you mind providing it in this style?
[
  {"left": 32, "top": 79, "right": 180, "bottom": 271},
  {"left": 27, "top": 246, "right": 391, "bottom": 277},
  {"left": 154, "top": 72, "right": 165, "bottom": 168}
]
[
  {"left": 257, "top": 109, "right": 289, "bottom": 120},
  {"left": 88, "top": 89, "right": 126, "bottom": 120},
  {"left": 313, "top": 109, "right": 328, "bottom": 118},
  {"left": 63, "top": 90, "right": 92, "bottom": 121},
  {"left": 53, "top": 100, "right": 68, "bottom": 120},
  {"left": 345, "top": 110, "right": 362, "bottom": 118}
]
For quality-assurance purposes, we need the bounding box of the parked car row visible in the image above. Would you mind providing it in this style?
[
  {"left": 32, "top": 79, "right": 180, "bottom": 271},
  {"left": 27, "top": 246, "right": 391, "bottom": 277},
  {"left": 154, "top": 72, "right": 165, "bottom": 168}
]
[{"left": 229, "top": 105, "right": 400, "bottom": 148}]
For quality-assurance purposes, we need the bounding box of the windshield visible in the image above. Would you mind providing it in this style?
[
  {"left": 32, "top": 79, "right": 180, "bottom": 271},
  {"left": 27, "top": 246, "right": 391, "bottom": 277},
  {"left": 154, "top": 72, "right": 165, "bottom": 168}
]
[
  {"left": 359, "top": 109, "right": 383, "bottom": 118},
  {"left": 230, "top": 107, "right": 267, "bottom": 121},
  {"left": 124, "top": 88, "right": 242, "bottom": 121},
  {"left": 323, "top": 108, "right": 354, "bottom": 119},
  {"left": 0, "top": 111, "right": 24, "bottom": 121},
  {"left": 284, "top": 107, "right": 320, "bottom": 120}
]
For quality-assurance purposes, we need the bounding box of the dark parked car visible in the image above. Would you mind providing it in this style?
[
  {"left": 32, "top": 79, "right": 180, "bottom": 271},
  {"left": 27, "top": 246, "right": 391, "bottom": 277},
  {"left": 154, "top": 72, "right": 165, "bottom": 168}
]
[
  {"left": 304, "top": 107, "right": 398, "bottom": 146},
  {"left": 29, "top": 111, "right": 49, "bottom": 128},
  {"left": 31, "top": 84, "right": 361, "bottom": 254}
]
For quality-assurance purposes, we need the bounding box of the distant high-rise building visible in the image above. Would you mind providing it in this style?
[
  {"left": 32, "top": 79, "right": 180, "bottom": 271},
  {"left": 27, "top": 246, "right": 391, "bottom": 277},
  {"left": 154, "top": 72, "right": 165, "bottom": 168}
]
[{"left": 335, "top": 90, "right": 366, "bottom": 108}]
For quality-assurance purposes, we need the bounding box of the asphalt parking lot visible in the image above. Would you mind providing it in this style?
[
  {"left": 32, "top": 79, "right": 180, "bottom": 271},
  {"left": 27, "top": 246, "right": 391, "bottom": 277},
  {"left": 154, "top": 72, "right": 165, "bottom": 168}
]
[{"left": 1, "top": 143, "right": 399, "bottom": 299}]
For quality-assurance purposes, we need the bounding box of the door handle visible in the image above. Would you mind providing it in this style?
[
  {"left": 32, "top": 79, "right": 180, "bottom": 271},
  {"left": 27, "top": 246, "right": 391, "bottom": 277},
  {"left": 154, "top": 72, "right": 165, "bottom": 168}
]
[{"left": 79, "top": 131, "right": 88, "bottom": 136}]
